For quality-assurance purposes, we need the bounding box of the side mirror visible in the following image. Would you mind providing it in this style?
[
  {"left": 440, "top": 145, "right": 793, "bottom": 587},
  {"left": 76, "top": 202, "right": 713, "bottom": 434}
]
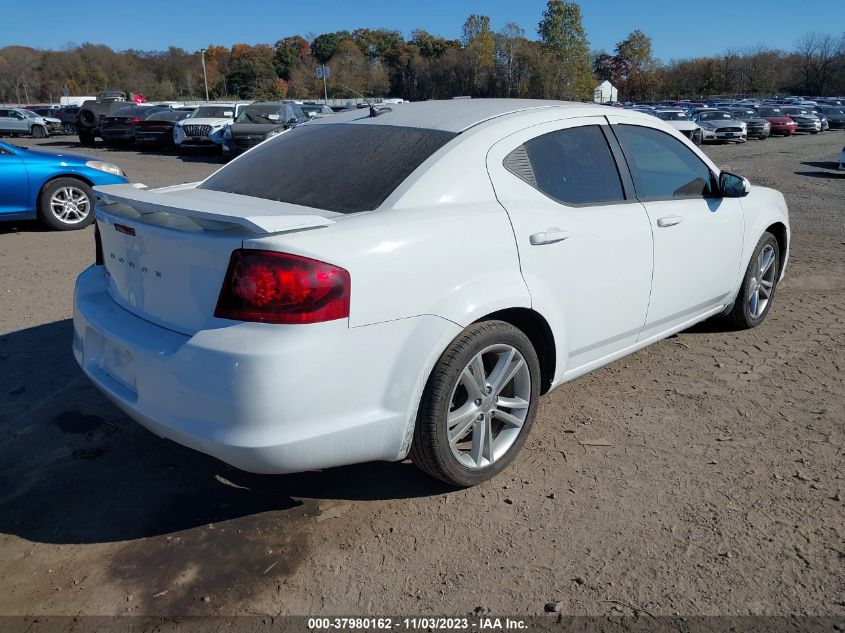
[{"left": 720, "top": 171, "right": 751, "bottom": 198}]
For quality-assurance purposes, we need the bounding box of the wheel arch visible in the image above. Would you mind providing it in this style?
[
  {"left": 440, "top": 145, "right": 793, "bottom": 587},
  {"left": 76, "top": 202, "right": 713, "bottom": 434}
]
[
  {"left": 38, "top": 173, "right": 96, "bottom": 199},
  {"left": 764, "top": 221, "right": 788, "bottom": 277},
  {"left": 473, "top": 307, "right": 557, "bottom": 395}
]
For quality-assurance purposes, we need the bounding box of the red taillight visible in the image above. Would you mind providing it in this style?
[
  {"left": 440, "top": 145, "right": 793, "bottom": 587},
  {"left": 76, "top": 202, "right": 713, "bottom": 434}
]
[
  {"left": 214, "top": 249, "right": 350, "bottom": 324},
  {"left": 127, "top": 117, "right": 144, "bottom": 124}
]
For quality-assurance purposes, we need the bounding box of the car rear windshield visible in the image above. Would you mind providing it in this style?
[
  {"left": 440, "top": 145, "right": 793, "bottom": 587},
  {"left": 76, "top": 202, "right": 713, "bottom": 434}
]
[
  {"left": 200, "top": 123, "right": 456, "bottom": 213},
  {"left": 113, "top": 105, "right": 163, "bottom": 118}
]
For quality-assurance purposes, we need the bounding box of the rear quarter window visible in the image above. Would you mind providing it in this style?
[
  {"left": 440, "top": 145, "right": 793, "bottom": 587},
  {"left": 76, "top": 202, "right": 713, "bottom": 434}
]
[
  {"left": 505, "top": 125, "right": 626, "bottom": 206},
  {"left": 200, "top": 124, "right": 456, "bottom": 213}
]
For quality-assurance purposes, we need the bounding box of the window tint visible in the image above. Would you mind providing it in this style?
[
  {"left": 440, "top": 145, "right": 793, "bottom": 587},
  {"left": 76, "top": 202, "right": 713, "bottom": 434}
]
[
  {"left": 614, "top": 124, "right": 716, "bottom": 200},
  {"left": 508, "top": 125, "right": 625, "bottom": 205},
  {"left": 200, "top": 124, "right": 456, "bottom": 213}
]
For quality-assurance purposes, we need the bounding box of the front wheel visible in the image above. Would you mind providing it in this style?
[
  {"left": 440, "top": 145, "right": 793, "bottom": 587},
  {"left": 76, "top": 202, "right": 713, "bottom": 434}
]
[
  {"left": 31, "top": 125, "right": 47, "bottom": 138},
  {"left": 410, "top": 321, "right": 541, "bottom": 487},
  {"left": 728, "top": 233, "right": 780, "bottom": 329},
  {"left": 37, "top": 178, "right": 95, "bottom": 230}
]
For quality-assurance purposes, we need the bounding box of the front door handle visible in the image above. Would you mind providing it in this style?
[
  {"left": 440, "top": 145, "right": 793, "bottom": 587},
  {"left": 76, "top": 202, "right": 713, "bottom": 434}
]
[
  {"left": 656, "top": 215, "right": 683, "bottom": 228},
  {"left": 529, "top": 230, "right": 570, "bottom": 245}
]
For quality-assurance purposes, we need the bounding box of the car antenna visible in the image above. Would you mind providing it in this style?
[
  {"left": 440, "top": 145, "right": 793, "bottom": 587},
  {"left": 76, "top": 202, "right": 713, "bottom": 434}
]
[{"left": 337, "top": 83, "right": 391, "bottom": 118}]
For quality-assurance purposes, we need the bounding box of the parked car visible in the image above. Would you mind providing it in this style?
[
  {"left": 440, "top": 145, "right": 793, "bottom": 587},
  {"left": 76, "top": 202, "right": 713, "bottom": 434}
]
[
  {"left": 839, "top": 144, "right": 845, "bottom": 170},
  {"left": 818, "top": 106, "right": 845, "bottom": 130},
  {"left": 74, "top": 100, "right": 789, "bottom": 486},
  {"left": 300, "top": 103, "right": 335, "bottom": 119},
  {"left": 0, "top": 107, "right": 63, "bottom": 138},
  {"left": 29, "top": 106, "right": 80, "bottom": 135},
  {"left": 754, "top": 106, "right": 798, "bottom": 136},
  {"left": 779, "top": 106, "right": 821, "bottom": 134},
  {"left": 805, "top": 106, "right": 830, "bottom": 131},
  {"left": 652, "top": 109, "right": 702, "bottom": 144},
  {"left": 76, "top": 91, "right": 132, "bottom": 145},
  {"left": 724, "top": 108, "right": 771, "bottom": 139},
  {"left": 0, "top": 139, "right": 126, "bottom": 229},
  {"left": 690, "top": 110, "right": 747, "bottom": 143},
  {"left": 100, "top": 105, "right": 171, "bottom": 146},
  {"left": 135, "top": 110, "right": 192, "bottom": 149},
  {"left": 173, "top": 102, "right": 249, "bottom": 152},
  {"left": 222, "top": 101, "right": 309, "bottom": 156}
]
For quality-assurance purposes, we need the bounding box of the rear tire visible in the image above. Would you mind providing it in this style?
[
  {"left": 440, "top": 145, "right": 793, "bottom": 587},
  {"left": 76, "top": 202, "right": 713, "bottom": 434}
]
[
  {"left": 63, "top": 122, "right": 76, "bottom": 135},
  {"left": 37, "top": 178, "right": 95, "bottom": 231},
  {"left": 728, "top": 233, "right": 780, "bottom": 330},
  {"left": 410, "top": 321, "right": 541, "bottom": 487}
]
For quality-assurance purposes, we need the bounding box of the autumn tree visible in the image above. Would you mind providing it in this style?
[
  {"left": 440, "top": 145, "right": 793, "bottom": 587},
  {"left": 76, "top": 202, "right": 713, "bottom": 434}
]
[
  {"left": 274, "top": 36, "right": 310, "bottom": 80},
  {"left": 462, "top": 14, "right": 496, "bottom": 95},
  {"left": 538, "top": 0, "right": 595, "bottom": 100},
  {"left": 310, "top": 31, "right": 351, "bottom": 64},
  {"left": 795, "top": 33, "right": 843, "bottom": 94},
  {"left": 228, "top": 44, "right": 284, "bottom": 99},
  {"left": 495, "top": 23, "right": 530, "bottom": 97},
  {"left": 614, "top": 30, "right": 658, "bottom": 100}
]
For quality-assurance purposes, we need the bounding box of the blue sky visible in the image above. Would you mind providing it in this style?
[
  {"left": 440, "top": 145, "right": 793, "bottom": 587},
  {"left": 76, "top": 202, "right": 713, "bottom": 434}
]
[{"left": 4, "top": 0, "right": 841, "bottom": 61}]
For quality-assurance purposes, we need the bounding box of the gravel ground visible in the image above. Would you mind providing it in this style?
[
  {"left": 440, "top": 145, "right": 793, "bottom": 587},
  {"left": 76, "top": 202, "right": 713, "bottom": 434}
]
[{"left": 0, "top": 132, "right": 843, "bottom": 618}]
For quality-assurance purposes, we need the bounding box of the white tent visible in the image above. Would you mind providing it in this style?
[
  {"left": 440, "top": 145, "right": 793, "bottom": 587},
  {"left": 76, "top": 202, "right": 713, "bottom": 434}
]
[{"left": 593, "top": 80, "right": 618, "bottom": 104}]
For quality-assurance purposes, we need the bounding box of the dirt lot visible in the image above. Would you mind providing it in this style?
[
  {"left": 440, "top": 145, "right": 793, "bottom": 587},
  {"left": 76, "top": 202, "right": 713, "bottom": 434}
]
[{"left": 0, "top": 132, "right": 843, "bottom": 619}]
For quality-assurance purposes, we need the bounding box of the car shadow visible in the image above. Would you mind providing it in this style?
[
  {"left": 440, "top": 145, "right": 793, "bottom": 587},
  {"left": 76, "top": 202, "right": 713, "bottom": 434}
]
[
  {"left": 0, "top": 319, "right": 451, "bottom": 547},
  {"left": 25, "top": 139, "right": 79, "bottom": 149},
  {"left": 800, "top": 160, "right": 840, "bottom": 170},
  {"left": 794, "top": 170, "right": 843, "bottom": 179},
  {"left": 0, "top": 219, "right": 51, "bottom": 234}
]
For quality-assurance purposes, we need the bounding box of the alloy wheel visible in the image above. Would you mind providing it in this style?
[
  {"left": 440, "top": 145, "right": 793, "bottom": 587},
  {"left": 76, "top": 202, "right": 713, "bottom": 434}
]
[
  {"left": 748, "top": 244, "right": 776, "bottom": 318},
  {"left": 446, "top": 344, "right": 531, "bottom": 469},
  {"left": 50, "top": 186, "right": 91, "bottom": 225}
]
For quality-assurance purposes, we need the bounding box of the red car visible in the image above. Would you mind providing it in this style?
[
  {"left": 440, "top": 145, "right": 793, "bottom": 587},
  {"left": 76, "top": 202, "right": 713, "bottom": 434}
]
[{"left": 755, "top": 106, "right": 798, "bottom": 136}]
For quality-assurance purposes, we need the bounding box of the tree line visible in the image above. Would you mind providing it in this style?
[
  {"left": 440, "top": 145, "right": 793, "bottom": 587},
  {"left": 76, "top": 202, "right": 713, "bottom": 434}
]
[{"left": 1, "top": 0, "right": 843, "bottom": 105}]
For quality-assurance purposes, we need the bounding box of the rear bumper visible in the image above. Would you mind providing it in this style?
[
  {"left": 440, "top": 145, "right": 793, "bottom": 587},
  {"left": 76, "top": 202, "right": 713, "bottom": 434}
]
[
  {"left": 102, "top": 129, "right": 135, "bottom": 141},
  {"left": 73, "top": 266, "right": 459, "bottom": 474},
  {"left": 136, "top": 132, "right": 172, "bottom": 145}
]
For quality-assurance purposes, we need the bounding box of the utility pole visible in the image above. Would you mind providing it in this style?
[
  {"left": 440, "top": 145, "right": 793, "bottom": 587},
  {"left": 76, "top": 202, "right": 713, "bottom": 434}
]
[{"left": 200, "top": 49, "right": 209, "bottom": 101}]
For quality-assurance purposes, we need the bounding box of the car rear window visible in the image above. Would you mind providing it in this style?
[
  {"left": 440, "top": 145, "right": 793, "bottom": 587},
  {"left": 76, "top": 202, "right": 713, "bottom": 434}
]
[{"left": 200, "top": 124, "right": 456, "bottom": 213}]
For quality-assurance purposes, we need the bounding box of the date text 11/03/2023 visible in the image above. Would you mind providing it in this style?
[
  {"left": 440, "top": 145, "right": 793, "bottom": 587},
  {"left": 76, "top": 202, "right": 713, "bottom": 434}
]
[{"left": 306, "top": 617, "right": 528, "bottom": 630}]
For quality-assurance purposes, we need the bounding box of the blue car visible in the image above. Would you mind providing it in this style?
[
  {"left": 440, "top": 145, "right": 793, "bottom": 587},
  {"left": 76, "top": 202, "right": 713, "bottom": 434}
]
[{"left": 0, "top": 140, "right": 127, "bottom": 230}]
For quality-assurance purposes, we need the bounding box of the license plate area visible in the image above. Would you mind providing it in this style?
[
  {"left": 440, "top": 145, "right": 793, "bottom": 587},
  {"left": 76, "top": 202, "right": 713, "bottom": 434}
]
[{"left": 85, "top": 327, "right": 137, "bottom": 394}]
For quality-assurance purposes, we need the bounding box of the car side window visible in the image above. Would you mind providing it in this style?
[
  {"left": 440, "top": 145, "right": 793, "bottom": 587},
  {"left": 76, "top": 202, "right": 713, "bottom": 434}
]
[
  {"left": 505, "top": 125, "right": 626, "bottom": 206},
  {"left": 614, "top": 124, "right": 717, "bottom": 200}
]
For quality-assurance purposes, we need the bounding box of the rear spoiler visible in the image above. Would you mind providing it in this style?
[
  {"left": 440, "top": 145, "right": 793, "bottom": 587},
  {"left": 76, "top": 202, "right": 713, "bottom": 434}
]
[{"left": 93, "top": 183, "right": 337, "bottom": 235}]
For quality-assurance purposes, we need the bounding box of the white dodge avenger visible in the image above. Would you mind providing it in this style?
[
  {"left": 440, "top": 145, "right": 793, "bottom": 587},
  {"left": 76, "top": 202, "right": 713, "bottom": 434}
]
[{"left": 73, "top": 99, "right": 789, "bottom": 486}]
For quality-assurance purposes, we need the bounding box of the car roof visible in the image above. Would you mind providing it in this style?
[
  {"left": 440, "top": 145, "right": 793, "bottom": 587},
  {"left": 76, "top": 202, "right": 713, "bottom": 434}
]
[{"left": 305, "top": 99, "right": 604, "bottom": 133}]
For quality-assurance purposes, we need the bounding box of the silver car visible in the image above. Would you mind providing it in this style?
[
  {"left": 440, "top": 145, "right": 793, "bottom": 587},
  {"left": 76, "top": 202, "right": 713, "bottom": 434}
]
[
  {"left": 0, "top": 107, "right": 62, "bottom": 138},
  {"left": 691, "top": 110, "right": 747, "bottom": 143}
]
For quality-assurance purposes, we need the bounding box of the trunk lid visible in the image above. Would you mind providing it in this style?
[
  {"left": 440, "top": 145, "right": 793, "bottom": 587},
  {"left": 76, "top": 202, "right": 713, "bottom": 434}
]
[{"left": 93, "top": 183, "right": 337, "bottom": 335}]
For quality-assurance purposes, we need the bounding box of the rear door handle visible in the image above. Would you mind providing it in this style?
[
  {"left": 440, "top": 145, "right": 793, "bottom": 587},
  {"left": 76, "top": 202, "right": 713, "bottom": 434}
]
[
  {"left": 529, "top": 230, "right": 570, "bottom": 245},
  {"left": 656, "top": 215, "right": 683, "bottom": 228}
]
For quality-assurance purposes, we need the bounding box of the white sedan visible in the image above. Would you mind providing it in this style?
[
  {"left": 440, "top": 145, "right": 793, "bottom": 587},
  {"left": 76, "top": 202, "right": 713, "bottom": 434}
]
[{"left": 73, "top": 100, "right": 789, "bottom": 486}]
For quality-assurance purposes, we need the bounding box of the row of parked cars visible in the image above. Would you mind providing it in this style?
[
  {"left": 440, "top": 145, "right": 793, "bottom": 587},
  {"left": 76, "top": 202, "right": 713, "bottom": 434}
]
[
  {"left": 1, "top": 92, "right": 343, "bottom": 157},
  {"left": 604, "top": 97, "right": 845, "bottom": 145},
  {"left": 68, "top": 92, "right": 339, "bottom": 156}
]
